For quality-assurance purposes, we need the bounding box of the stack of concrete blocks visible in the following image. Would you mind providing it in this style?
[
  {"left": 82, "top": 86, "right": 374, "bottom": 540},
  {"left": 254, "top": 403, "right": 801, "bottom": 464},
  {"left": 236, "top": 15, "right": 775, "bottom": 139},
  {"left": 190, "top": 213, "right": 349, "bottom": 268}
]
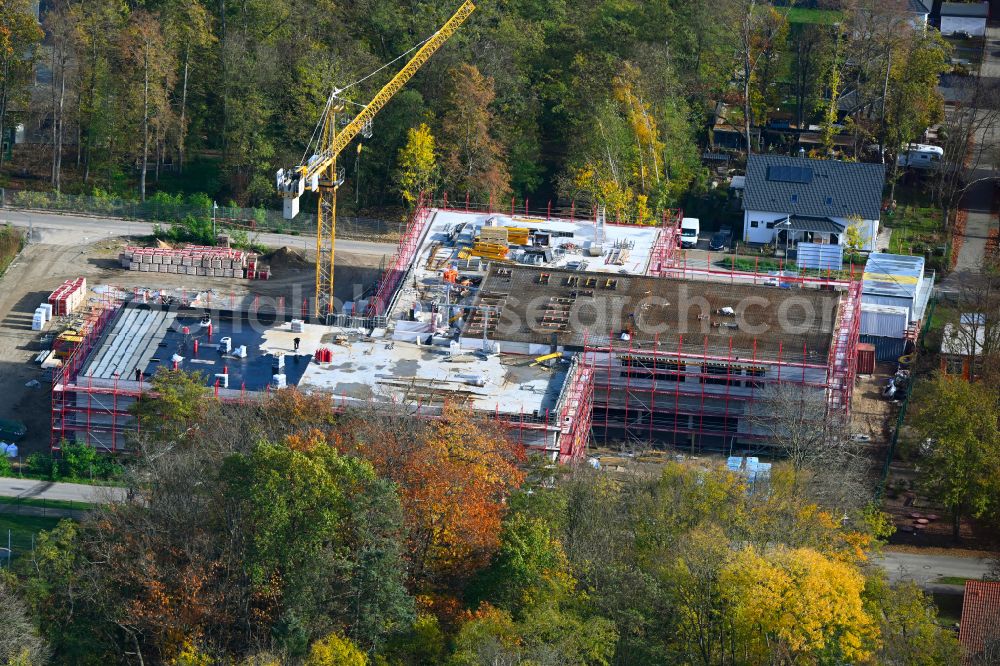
[{"left": 118, "top": 245, "right": 258, "bottom": 280}]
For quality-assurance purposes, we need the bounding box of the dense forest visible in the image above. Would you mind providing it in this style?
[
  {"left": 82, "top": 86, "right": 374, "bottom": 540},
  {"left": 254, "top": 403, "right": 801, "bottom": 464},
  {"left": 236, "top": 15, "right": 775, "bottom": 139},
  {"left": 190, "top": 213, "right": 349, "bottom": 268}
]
[
  {"left": 0, "top": 371, "right": 966, "bottom": 664},
  {"left": 0, "top": 0, "right": 948, "bottom": 222}
]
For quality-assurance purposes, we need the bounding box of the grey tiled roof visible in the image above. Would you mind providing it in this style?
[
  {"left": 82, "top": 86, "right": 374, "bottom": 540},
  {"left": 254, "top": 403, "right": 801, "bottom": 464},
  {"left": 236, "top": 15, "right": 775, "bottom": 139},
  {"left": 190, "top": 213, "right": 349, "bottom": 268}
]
[
  {"left": 788, "top": 215, "right": 843, "bottom": 233},
  {"left": 941, "top": 2, "right": 988, "bottom": 17},
  {"left": 908, "top": 0, "right": 931, "bottom": 13},
  {"left": 743, "top": 155, "right": 885, "bottom": 221}
]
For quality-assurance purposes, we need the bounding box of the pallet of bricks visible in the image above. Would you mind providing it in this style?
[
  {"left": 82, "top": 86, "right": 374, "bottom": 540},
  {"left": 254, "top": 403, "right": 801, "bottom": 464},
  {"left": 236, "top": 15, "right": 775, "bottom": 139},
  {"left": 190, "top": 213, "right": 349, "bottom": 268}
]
[
  {"left": 118, "top": 246, "right": 270, "bottom": 279},
  {"left": 48, "top": 277, "right": 87, "bottom": 316}
]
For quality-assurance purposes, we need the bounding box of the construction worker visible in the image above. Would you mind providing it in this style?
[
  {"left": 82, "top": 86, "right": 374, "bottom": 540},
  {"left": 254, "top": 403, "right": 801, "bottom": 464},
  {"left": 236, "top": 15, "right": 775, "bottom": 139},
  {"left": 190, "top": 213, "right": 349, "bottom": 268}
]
[{"left": 293, "top": 337, "right": 301, "bottom": 351}]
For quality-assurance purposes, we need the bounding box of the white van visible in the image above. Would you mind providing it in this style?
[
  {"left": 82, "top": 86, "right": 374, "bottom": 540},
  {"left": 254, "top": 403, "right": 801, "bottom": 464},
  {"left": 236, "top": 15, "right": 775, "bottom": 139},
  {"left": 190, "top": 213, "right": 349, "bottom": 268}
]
[
  {"left": 680, "top": 217, "right": 700, "bottom": 248},
  {"left": 897, "top": 144, "right": 944, "bottom": 170}
]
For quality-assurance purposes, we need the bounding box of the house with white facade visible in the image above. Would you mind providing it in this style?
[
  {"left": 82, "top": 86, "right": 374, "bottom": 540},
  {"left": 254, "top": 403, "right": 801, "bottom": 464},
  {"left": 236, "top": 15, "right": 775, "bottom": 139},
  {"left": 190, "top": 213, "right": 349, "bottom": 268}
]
[
  {"left": 741, "top": 154, "right": 885, "bottom": 252},
  {"left": 940, "top": 2, "right": 989, "bottom": 36},
  {"left": 908, "top": 0, "right": 932, "bottom": 28}
]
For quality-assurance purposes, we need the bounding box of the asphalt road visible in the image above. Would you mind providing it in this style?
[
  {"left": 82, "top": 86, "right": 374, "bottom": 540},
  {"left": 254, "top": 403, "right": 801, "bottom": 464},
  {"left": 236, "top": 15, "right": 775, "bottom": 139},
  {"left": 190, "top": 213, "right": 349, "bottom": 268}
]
[
  {"left": 875, "top": 549, "right": 992, "bottom": 587},
  {"left": 0, "top": 477, "right": 127, "bottom": 504},
  {"left": 0, "top": 207, "right": 396, "bottom": 258}
]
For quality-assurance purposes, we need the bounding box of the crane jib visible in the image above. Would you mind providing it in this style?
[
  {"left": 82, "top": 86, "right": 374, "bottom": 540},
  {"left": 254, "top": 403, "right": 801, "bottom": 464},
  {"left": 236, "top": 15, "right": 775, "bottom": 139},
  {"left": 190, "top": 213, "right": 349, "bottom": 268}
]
[{"left": 276, "top": 0, "right": 475, "bottom": 216}]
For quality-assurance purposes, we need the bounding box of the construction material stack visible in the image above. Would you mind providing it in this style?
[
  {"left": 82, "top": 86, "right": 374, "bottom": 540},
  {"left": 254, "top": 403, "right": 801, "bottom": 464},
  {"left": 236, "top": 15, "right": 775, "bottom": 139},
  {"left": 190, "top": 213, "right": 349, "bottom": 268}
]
[
  {"left": 48, "top": 278, "right": 87, "bottom": 316},
  {"left": 118, "top": 246, "right": 269, "bottom": 280}
]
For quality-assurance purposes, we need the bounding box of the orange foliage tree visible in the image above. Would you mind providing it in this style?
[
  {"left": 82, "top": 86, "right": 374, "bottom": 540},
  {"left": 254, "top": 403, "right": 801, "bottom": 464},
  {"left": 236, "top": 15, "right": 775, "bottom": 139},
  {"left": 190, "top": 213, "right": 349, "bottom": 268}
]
[{"left": 339, "top": 403, "right": 525, "bottom": 589}]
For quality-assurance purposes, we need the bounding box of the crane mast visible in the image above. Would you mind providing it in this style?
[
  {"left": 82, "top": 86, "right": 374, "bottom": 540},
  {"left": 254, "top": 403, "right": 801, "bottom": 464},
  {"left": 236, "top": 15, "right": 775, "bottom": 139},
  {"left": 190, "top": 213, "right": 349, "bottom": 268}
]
[{"left": 276, "top": 1, "right": 476, "bottom": 320}]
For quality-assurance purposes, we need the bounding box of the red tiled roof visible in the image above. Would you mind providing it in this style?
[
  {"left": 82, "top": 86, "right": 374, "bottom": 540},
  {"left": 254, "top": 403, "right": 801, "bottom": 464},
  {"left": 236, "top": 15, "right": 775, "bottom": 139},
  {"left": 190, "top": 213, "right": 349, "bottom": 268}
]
[{"left": 959, "top": 580, "right": 1000, "bottom": 663}]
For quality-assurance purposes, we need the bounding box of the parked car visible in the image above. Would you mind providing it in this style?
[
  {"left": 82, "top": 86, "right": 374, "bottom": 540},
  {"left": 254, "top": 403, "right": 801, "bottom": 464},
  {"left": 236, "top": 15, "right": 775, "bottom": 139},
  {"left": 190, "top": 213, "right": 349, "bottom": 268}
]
[
  {"left": 949, "top": 30, "right": 973, "bottom": 40},
  {"left": 709, "top": 230, "right": 733, "bottom": 251}
]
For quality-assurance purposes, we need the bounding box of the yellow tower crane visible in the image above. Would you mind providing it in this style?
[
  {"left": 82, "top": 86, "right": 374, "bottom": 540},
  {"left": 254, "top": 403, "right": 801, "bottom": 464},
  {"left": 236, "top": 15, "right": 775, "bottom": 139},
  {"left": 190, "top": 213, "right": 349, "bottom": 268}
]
[{"left": 276, "top": 0, "right": 476, "bottom": 320}]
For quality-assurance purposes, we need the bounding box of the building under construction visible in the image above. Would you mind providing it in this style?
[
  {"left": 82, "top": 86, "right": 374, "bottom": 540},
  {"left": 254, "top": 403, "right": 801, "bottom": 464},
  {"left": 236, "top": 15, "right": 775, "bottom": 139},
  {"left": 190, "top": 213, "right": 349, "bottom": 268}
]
[{"left": 51, "top": 202, "right": 861, "bottom": 460}]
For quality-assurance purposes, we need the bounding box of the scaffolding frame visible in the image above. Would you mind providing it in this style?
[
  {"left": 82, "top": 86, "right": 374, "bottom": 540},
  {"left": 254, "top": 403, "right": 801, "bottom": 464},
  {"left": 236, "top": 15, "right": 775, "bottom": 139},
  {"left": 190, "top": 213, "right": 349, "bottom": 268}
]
[
  {"left": 53, "top": 299, "right": 594, "bottom": 460},
  {"left": 368, "top": 198, "right": 434, "bottom": 316},
  {"left": 581, "top": 282, "right": 862, "bottom": 451}
]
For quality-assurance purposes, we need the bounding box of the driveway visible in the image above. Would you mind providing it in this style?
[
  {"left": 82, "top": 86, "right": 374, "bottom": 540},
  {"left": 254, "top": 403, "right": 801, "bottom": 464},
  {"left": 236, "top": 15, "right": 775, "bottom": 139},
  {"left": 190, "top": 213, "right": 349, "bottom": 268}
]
[
  {"left": 0, "top": 477, "right": 127, "bottom": 503},
  {"left": 874, "top": 548, "right": 992, "bottom": 588},
  {"left": 0, "top": 208, "right": 395, "bottom": 258}
]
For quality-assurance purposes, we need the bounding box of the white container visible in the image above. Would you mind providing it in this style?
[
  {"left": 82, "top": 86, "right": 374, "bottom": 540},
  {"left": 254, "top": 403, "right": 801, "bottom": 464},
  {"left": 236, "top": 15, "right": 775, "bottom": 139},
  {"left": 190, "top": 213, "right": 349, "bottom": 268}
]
[
  {"left": 272, "top": 374, "right": 287, "bottom": 388},
  {"left": 40, "top": 303, "right": 53, "bottom": 320},
  {"left": 35, "top": 307, "right": 48, "bottom": 324},
  {"left": 860, "top": 303, "right": 910, "bottom": 339},
  {"left": 219, "top": 336, "right": 232, "bottom": 353},
  {"left": 290, "top": 319, "right": 305, "bottom": 333},
  {"left": 32, "top": 315, "right": 45, "bottom": 331},
  {"left": 234, "top": 345, "right": 247, "bottom": 358}
]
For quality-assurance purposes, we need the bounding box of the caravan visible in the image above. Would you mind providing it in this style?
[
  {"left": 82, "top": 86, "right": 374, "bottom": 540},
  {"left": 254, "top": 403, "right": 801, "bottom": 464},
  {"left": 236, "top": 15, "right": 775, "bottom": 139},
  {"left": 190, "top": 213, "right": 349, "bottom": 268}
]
[{"left": 897, "top": 144, "right": 944, "bottom": 170}]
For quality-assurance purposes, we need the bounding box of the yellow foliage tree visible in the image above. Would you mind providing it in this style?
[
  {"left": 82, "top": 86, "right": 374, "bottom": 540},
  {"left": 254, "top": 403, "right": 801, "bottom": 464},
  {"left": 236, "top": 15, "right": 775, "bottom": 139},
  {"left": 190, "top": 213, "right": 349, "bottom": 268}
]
[
  {"left": 305, "top": 632, "right": 367, "bottom": 666},
  {"left": 721, "top": 546, "right": 877, "bottom": 663},
  {"left": 169, "top": 638, "right": 214, "bottom": 666},
  {"left": 612, "top": 64, "right": 664, "bottom": 193},
  {"left": 397, "top": 123, "right": 437, "bottom": 207},
  {"left": 844, "top": 215, "right": 865, "bottom": 262}
]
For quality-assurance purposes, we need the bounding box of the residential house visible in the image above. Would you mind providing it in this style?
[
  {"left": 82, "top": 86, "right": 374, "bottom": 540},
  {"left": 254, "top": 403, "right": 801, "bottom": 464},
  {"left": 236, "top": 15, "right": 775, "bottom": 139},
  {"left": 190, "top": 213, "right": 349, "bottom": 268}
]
[
  {"left": 941, "top": 1, "right": 989, "bottom": 36},
  {"left": 741, "top": 154, "right": 885, "bottom": 252},
  {"left": 959, "top": 581, "right": 1000, "bottom": 664},
  {"left": 908, "top": 0, "right": 932, "bottom": 27}
]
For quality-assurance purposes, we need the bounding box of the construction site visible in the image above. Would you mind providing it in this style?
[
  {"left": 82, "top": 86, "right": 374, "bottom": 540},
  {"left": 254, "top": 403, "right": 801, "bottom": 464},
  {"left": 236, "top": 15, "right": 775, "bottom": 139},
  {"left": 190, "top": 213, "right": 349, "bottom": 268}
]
[
  {"left": 33, "top": 199, "right": 866, "bottom": 461},
  {"left": 2, "top": 0, "right": 891, "bottom": 462}
]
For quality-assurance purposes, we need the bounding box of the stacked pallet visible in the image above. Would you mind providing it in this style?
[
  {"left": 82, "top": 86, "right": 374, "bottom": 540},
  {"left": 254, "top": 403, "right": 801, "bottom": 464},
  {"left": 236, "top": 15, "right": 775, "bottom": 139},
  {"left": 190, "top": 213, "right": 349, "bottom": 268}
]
[
  {"left": 48, "top": 277, "right": 87, "bottom": 316},
  {"left": 118, "top": 246, "right": 270, "bottom": 280}
]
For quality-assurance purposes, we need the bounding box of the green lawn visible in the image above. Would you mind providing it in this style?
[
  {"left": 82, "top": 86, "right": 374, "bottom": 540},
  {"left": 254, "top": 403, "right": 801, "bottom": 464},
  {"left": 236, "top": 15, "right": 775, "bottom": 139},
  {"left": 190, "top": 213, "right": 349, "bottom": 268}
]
[
  {"left": 884, "top": 185, "right": 946, "bottom": 255},
  {"left": 934, "top": 576, "right": 972, "bottom": 586},
  {"left": 722, "top": 256, "right": 785, "bottom": 273},
  {"left": 717, "top": 256, "right": 855, "bottom": 280},
  {"left": 0, "top": 496, "right": 94, "bottom": 512},
  {"left": 785, "top": 7, "right": 845, "bottom": 25},
  {"left": 886, "top": 205, "right": 946, "bottom": 256},
  {"left": 0, "top": 513, "right": 65, "bottom": 559}
]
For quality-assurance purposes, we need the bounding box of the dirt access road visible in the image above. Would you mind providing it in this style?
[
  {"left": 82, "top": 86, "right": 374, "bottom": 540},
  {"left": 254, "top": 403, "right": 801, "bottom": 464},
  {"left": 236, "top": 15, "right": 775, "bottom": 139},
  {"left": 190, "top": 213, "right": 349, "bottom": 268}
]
[{"left": 0, "top": 226, "right": 394, "bottom": 454}]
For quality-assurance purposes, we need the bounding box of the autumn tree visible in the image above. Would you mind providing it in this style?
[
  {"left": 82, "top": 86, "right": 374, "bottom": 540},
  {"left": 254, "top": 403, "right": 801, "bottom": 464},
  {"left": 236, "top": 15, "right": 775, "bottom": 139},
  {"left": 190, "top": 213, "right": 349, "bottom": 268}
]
[
  {"left": 43, "top": 2, "right": 74, "bottom": 194},
  {"left": 120, "top": 11, "right": 176, "bottom": 201},
  {"left": 864, "top": 576, "right": 962, "bottom": 665},
  {"left": 883, "top": 27, "right": 950, "bottom": 199},
  {"left": 747, "top": 383, "right": 872, "bottom": 511},
  {"left": 339, "top": 403, "right": 524, "bottom": 591},
  {"left": 724, "top": 0, "right": 788, "bottom": 153},
  {"left": 396, "top": 122, "right": 437, "bottom": 207},
  {"left": 721, "top": 546, "right": 877, "bottom": 663},
  {"left": 909, "top": 374, "right": 1000, "bottom": 540},
  {"left": 789, "top": 22, "right": 833, "bottom": 132},
  {"left": 439, "top": 64, "right": 510, "bottom": 203},
  {"left": 0, "top": 0, "right": 42, "bottom": 170},
  {"left": 940, "top": 261, "right": 1000, "bottom": 384},
  {"left": 567, "top": 62, "right": 701, "bottom": 222},
  {"left": 221, "top": 438, "right": 414, "bottom": 655},
  {"left": 305, "top": 631, "right": 368, "bottom": 666},
  {"left": 162, "top": 0, "right": 214, "bottom": 175},
  {"left": 130, "top": 368, "right": 214, "bottom": 443},
  {"left": 0, "top": 576, "right": 48, "bottom": 665}
]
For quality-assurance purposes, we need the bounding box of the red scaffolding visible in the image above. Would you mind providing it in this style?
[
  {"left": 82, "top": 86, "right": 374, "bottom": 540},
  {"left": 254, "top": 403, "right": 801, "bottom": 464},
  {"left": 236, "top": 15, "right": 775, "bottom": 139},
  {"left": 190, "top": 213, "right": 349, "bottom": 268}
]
[
  {"left": 581, "top": 282, "right": 862, "bottom": 450},
  {"left": 647, "top": 208, "right": 683, "bottom": 277},
  {"left": 368, "top": 199, "right": 434, "bottom": 316},
  {"left": 55, "top": 300, "right": 592, "bottom": 460}
]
